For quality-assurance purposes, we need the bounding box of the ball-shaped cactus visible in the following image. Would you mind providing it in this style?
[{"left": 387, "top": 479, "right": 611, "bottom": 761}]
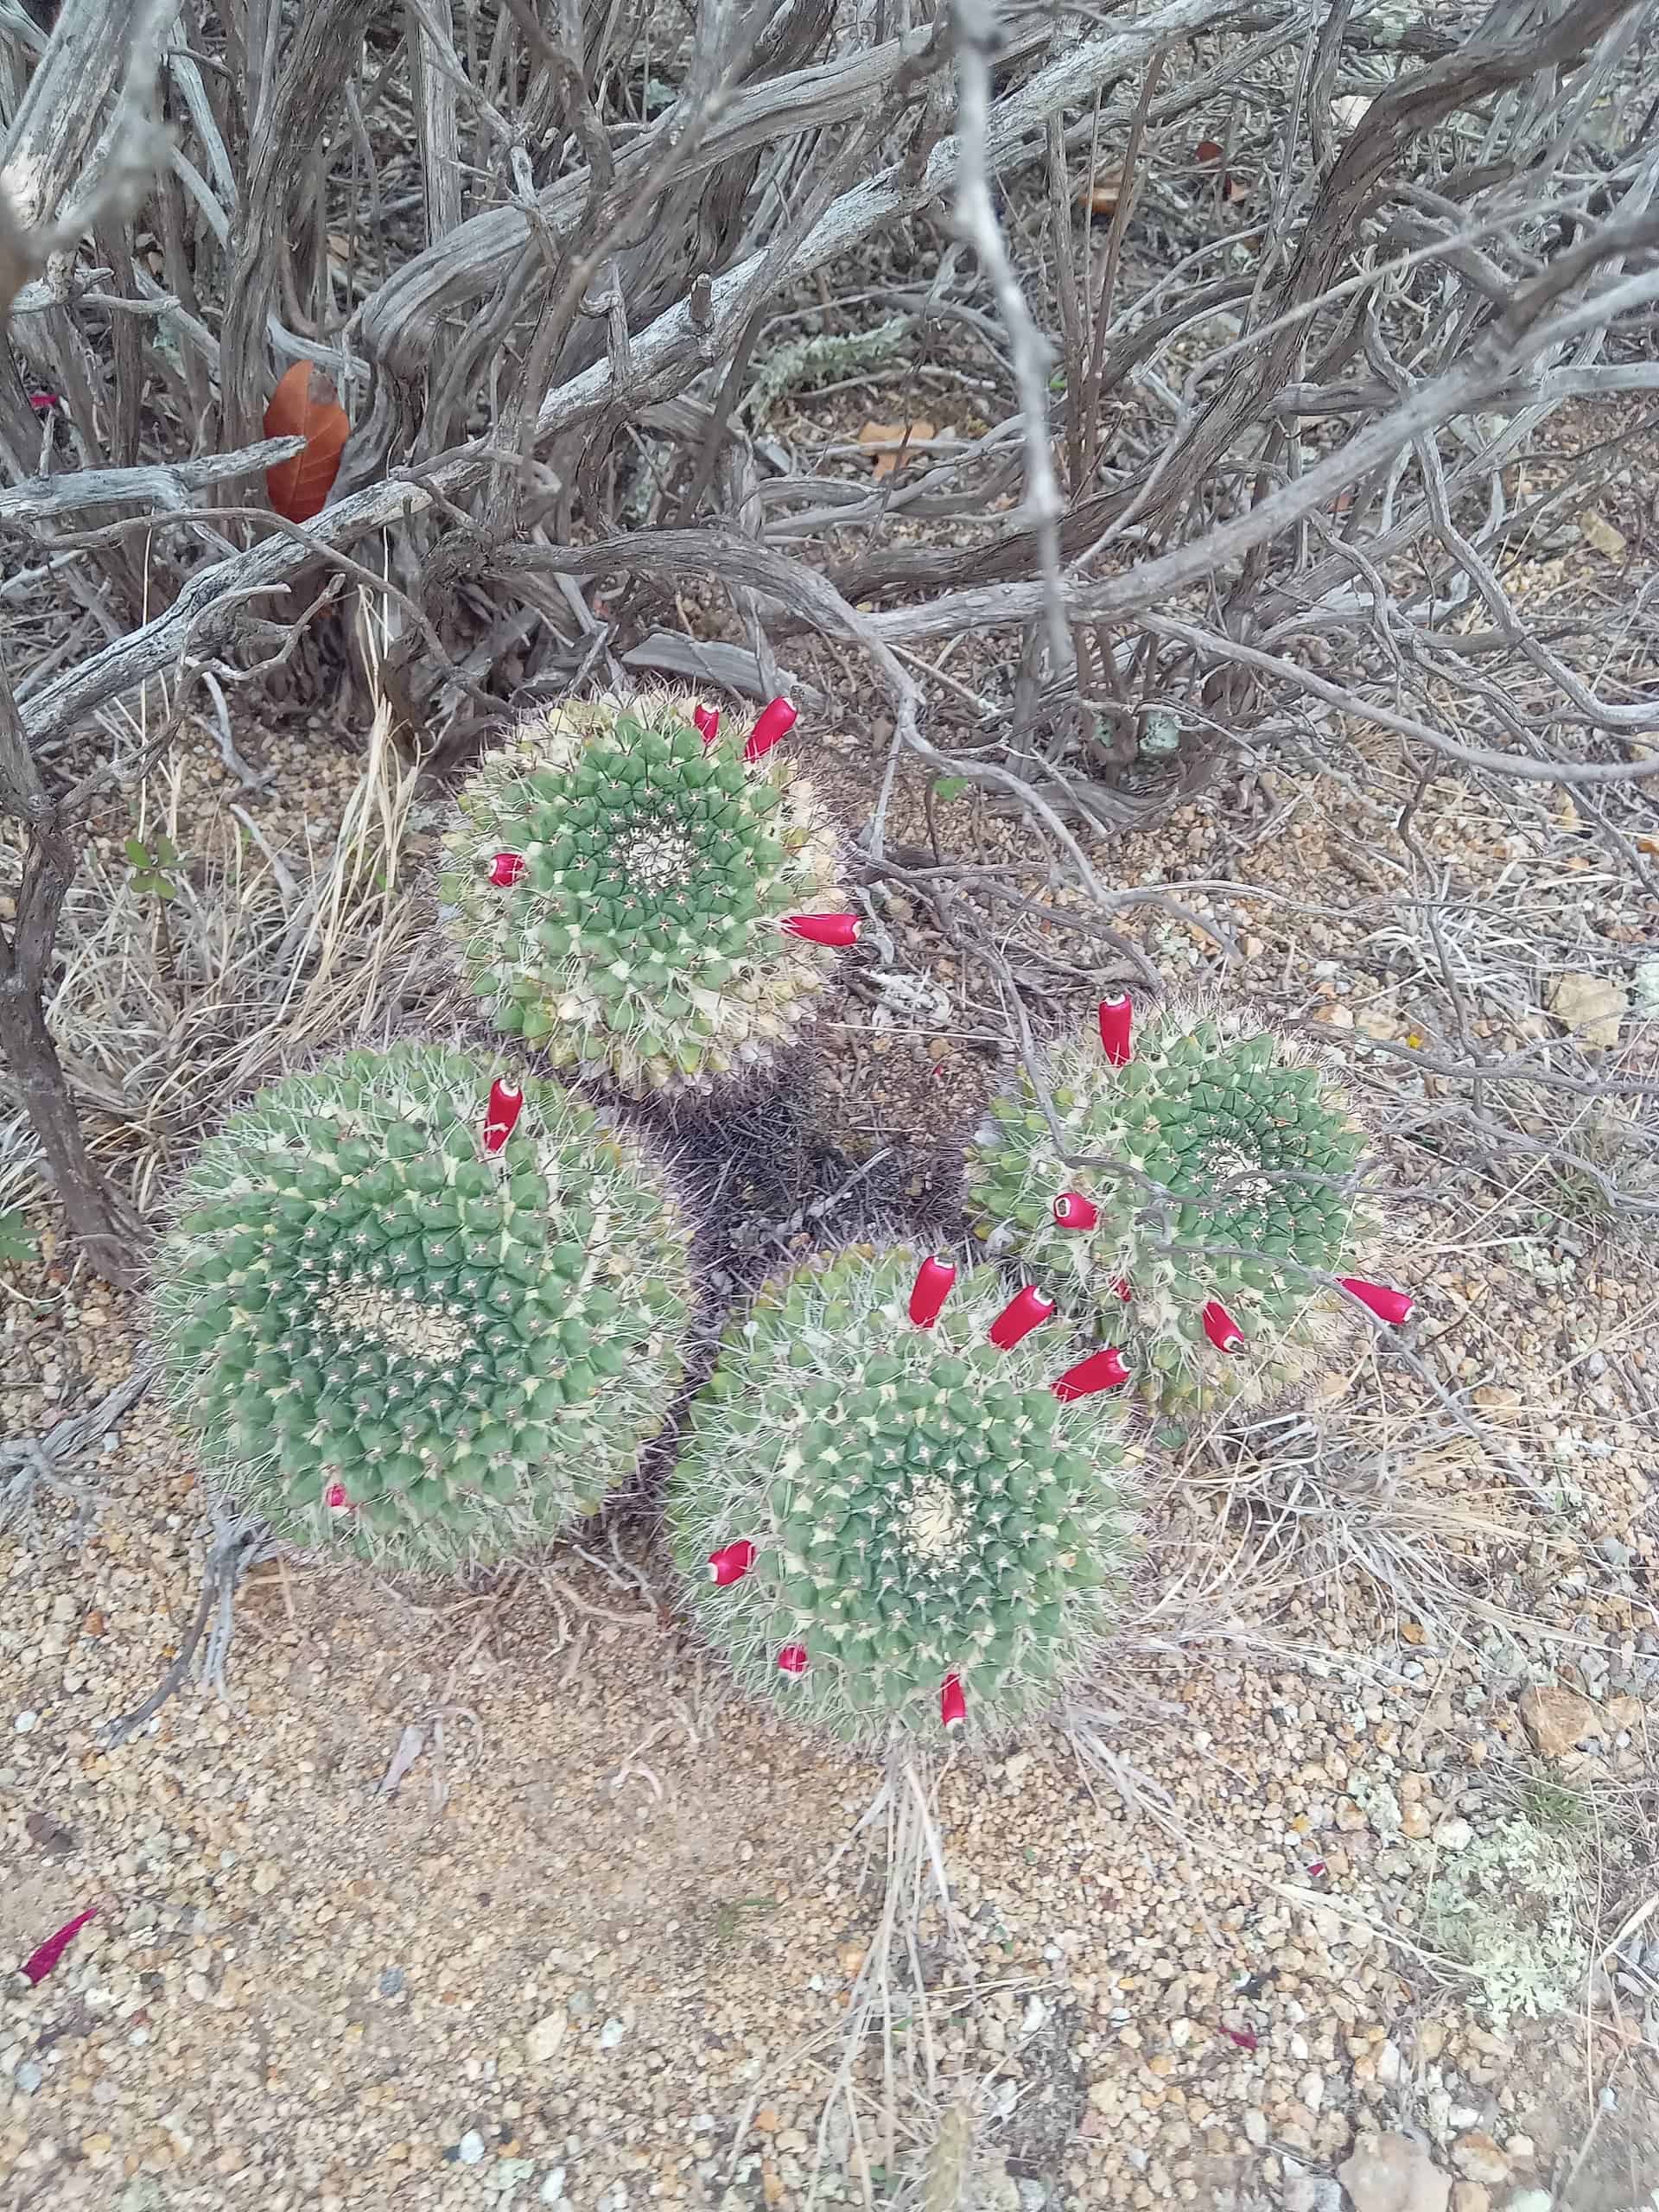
[
  {"left": 438, "top": 689, "right": 854, "bottom": 1095},
  {"left": 669, "top": 1248, "right": 1140, "bottom": 1750},
  {"left": 152, "top": 1043, "right": 695, "bottom": 1570},
  {"left": 966, "top": 997, "right": 1413, "bottom": 1414}
]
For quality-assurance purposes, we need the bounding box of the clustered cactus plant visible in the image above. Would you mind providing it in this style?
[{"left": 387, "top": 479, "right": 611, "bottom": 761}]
[
  {"left": 152, "top": 1042, "right": 694, "bottom": 1570},
  {"left": 966, "top": 996, "right": 1413, "bottom": 1414},
  {"left": 438, "top": 689, "right": 855, "bottom": 1095},
  {"left": 667, "top": 1247, "right": 1140, "bottom": 1749}
]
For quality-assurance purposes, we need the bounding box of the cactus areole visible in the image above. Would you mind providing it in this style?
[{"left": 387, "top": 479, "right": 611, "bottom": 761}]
[
  {"left": 438, "top": 690, "right": 847, "bottom": 1096},
  {"left": 966, "top": 1001, "right": 1408, "bottom": 1412},
  {"left": 152, "top": 1045, "right": 695, "bottom": 1570},
  {"left": 669, "top": 1248, "right": 1139, "bottom": 1750}
]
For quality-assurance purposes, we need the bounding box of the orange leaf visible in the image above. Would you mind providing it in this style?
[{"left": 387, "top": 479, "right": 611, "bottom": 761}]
[
  {"left": 264, "top": 363, "right": 349, "bottom": 523},
  {"left": 857, "top": 418, "right": 936, "bottom": 480},
  {"left": 1078, "top": 171, "right": 1123, "bottom": 218}
]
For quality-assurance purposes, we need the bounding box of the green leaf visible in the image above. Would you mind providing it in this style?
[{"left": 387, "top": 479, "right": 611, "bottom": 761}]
[
  {"left": 931, "top": 775, "right": 971, "bottom": 804},
  {"left": 124, "top": 838, "right": 150, "bottom": 867},
  {"left": 154, "top": 836, "right": 178, "bottom": 865},
  {"left": 0, "top": 1208, "right": 37, "bottom": 1265}
]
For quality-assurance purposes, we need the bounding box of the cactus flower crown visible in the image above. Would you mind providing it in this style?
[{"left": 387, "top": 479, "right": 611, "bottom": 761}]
[
  {"left": 669, "top": 1248, "right": 1141, "bottom": 1749},
  {"left": 151, "top": 1043, "right": 695, "bottom": 1569},
  {"left": 966, "top": 996, "right": 1413, "bottom": 1413},
  {"left": 438, "top": 689, "right": 855, "bottom": 1095}
]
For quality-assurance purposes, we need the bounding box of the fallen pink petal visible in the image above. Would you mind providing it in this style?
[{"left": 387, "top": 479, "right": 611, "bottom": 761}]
[
  {"left": 743, "top": 696, "right": 797, "bottom": 762},
  {"left": 908, "top": 1255, "right": 956, "bottom": 1328},
  {"left": 1223, "top": 2025, "right": 1257, "bottom": 2051},
  {"left": 1096, "top": 995, "right": 1134, "bottom": 1065},
  {"left": 1052, "top": 1347, "right": 1129, "bottom": 1401},
  {"left": 709, "top": 1541, "right": 756, "bottom": 1586},
  {"left": 1202, "top": 1300, "right": 1245, "bottom": 1353},
  {"left": 940, "top": 1674, "right": 966, "bottom": 1730},
  {"left": 482, "top": 1079, "right": 524, "bottom": 1154},
  {"left": 488, "top": 850, "right": 526, "bottom": 887},
  {"left": 780, "top": 912, "right": 859, "bottom": 947},
  {"left": 1052, "top": 1191, "right": 1098, "bottom": 1230},
  {"left": 21, "top": 1906, "right": 97, "bottom": 1986},
  {"left": 988, "top": 1286, "right": 1055, "bottom": 1350},
  {"left": 1338, "top": 1275, "right": 1414, "bottom": 1325}
]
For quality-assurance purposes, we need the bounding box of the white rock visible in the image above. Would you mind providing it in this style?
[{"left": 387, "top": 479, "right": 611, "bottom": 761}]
[
  {"left": 1376, "top": 2039, "right": 1404, "bottom": 2086},
  {"left": 596, "top": 2016, "right": 627, "bottom": 2050},
  {"left": 1285, "top": 2179, "right": 1343, "bottom": 2212},
  {"left": 1243, "top": 2109, "right": 1269, "bottom": 2147},
  {"left": 1503, "top": 2193, "right": 1552, "bottom": 2212},
  {"left": 1338, "top": 2130, "right": 1452, "bottom": 2212},
  {"left": 1300, "top": 2069, "right": 1325, "bottom": 2113},
  {"left": 1433, "top": 1817, "right": 1474, "bottom": 1852},
  {"left": 525, "top": 2010, "right": 567, "bottom": 2065},
  {"left": 456, "top": 2131, "right": 486, "bottom": 2165},
  {"left": 539, "top": 2171, "right": 567, "bottom": 2204}
]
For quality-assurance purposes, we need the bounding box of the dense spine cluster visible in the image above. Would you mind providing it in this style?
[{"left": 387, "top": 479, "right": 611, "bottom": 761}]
[
  {"left": 967, "top": 998, "right": 1412, "bottom": 1413},
  {"left": 152, "top": 1044, "right": 694, "bottom": 1569},
  {"left": 669, "top": 1249, "right": 1140, "bottom": 1749},
  {"left": 439, "top": 690, "right": 855, "bottom": 1095}
]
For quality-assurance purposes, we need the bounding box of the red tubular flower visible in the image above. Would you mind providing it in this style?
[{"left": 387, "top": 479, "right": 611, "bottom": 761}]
[
  {"left": 488, "top": 851, "right": 526, "bottom": 887},
  {"left": 482, "top": 1078, "right": 524, "bottom": 1154},
  {"left": 939, "top": 1674, "right": 966, "bottom": 1730},
  {"left": 1096, "top": 994, "right": 1134, "bottom": 1065},
  {"left": 20, "top": 1907, "right": 97, "bottom": 1986},
  {"left": 776, "top": 1644, "right": 810, "bottom": 1675},
  {"left": 988, "top": 1286, "right": 1055, "bottom": 1350},
  {"left": 1052, "top": 1347, "right": 1129, "bottom": 1401},
  {"left": 908, "top": 1256, "right": 956, "bottom": 1328},
  {"left": 1202, "top": 1300, "right": 1246, "bottom": 1353},
  {"left": 708, "top": 1541, "right": 756, "bottom": 1586},
  {"left": 780, "top": 913, "right": 860, "bottom": 947},
  {"left": 693, "top": 704, "right": 720, "bottom": 744},
  {"left": 1052, "top": 1191, "right": 1098, "bottom": 1231},
  {"left": 1338, "top": 1276, "right": 1414, "bottom": 1325},
  {"left": 743, "top": 696, "right": 798, "bottom": 762}
]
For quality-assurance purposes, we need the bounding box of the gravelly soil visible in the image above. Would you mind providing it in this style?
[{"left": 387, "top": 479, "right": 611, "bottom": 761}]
[{"left": 3, "top": 675, "right": 1657, "bottom": 2212}]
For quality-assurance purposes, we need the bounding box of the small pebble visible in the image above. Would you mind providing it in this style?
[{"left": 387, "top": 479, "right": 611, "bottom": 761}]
[
  {"left": 378, "top": 1967, "right": 406, "bottom": 1998},
  {"left": 455, "top": 2130, "right": 486, "bottom": 2165},
  {"left": 16, "top": 2061, "right": 43, "bottom": 2093},
  {"left": 539, "top": 2169, "right": 568, "bottom": 2203}
]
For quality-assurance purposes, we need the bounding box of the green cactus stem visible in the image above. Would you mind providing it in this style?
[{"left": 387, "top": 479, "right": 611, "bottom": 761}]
[
  {"left": 152, "top": 1043, "right": 695, "bottom": 1570},
  {"left": 669, "top": 1248, "right": 1140, "bottom": 1750},
  {"left": 438, "top": 690, "right": 850, "bottom": 1096},
  {"left": 966, "top": 998, "right": 1408, "bottom": 1414}
]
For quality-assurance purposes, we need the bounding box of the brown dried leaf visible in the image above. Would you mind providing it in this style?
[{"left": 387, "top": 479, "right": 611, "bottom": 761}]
[
  {"left": 264, "top": 363, "right": 349, "bottom": 524},
  {"left": 857, "top": 418, "right": 936, "bottom": 480}
]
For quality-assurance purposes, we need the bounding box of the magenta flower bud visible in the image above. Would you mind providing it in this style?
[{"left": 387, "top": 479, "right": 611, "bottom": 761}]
[
  {"left": 743, "top": 696, "right": 798, "bottom": 762},
  {"left": 1052, "top": 1191, "right": 1097, "bottom": 1230},
  {"left": 1202, "top": 1299, "right": 1245, "bottom": 1352},
  {"left": 1097, "top": 994, "right": 1134, "bottom": 1065},
  {"left": 939, "top": 1674, "right": 966, "bottom": 1730},
  {"left": 693, "top": 703, "right": 720, "bottom": 744},
  {"left": 325, "top": 1483, "right": 353, "bottom": 1510},
  {"left": 20, "top": 1906, "right": 97, "bottom": 1986},
  {"left": 482, "top": 1078, "right": 524, "bottom": 1154},
  {"left": 1338, "top": 1276, "right": 1414, "bottom": 1325},
  {"left": 1052, "top": 1347, "right": 1129, "bottom": 1401},
  {"left": 488, "top": 850, "right": 526, "bottom": 887},
  {"left": 908, "top": 1255, "right": 956, "bottom": 1327},
  {"left": 776, "top": 1644, "right": 810, "bottom": 1675},
  {"left": 988, "top": 1286, "right": 1055, "bottom": 1350},
  {"left": 780, "top": 912, "right": 860, "bottom": 947},
  {"left": 709, "top": 1541, "right": 756, "bottom": 1586}
]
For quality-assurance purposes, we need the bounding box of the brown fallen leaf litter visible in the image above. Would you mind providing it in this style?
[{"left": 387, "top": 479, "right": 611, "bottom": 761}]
[{"left": 3, "top": 699, "right": 1657, "bottom": 2212}]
